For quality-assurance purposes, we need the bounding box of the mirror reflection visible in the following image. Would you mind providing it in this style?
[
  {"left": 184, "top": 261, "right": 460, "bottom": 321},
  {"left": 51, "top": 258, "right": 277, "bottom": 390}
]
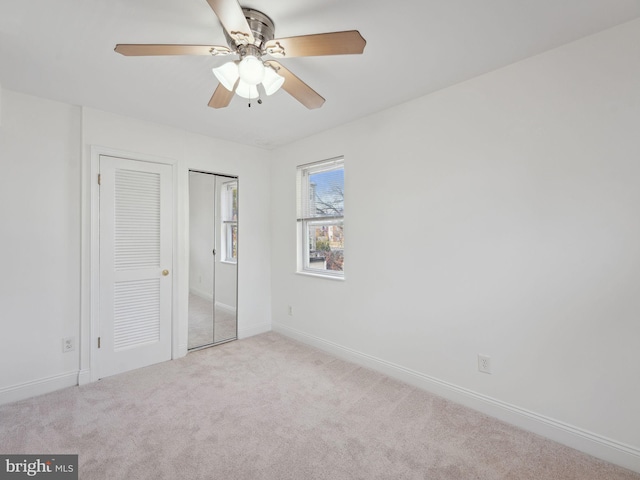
[{"left": 188, "top": 171, "right": 238, "bottom": 349}]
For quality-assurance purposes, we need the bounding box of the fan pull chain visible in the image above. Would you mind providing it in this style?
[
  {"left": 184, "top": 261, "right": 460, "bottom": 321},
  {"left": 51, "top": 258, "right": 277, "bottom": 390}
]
[{"left": 248, "top": 90, "right": 263, "bottom": 108}]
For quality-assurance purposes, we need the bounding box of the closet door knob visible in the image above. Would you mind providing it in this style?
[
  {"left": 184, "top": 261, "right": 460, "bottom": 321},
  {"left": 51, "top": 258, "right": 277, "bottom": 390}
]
[{"left": 162, "top": 269, "right": 170, "bottom": 276}]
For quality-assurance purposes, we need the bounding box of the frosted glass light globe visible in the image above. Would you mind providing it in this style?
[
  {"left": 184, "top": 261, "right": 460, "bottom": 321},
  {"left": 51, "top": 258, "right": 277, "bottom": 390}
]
[
  {"left": 238, "top": 56, "right": 265, "bottom": 86},
  {"left": 235, "top": 80, "right": 259, "bottom": 99},
  {"left": 262, "top": 66, "right": 285, "bottom": 96},
  {"left": 212, "top": 61, "right": 239, "bottom": 91}
]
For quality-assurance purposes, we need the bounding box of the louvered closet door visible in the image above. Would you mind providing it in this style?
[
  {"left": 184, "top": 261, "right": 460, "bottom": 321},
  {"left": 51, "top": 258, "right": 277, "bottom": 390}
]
[{"left": 98, "top": 155, "right": 173, "bottom": 379}]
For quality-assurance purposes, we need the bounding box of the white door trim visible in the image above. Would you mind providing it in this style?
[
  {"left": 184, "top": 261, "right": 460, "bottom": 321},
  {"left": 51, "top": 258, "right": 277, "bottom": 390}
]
[{"left": 81, "top": 146, "right": 179, "bottom": 384}]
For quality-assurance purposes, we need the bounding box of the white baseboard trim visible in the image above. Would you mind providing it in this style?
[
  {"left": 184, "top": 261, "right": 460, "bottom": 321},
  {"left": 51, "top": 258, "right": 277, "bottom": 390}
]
[
  {"left": 77, "top": 369, "right": 92, "bottom": 386},
  {"left": 273, "top": 322, "right": 640, "bottom": 474},
  {"left": 188, "top": 289, "right": 236, "bottom": 315},
  {"left": 238, "top": 322, "right": 271, "bottom": 339},
  {"left": 189, "top": 287, "right": 213, "bottom": 302},
  {"left": 215, "top": 301, "right": 236, "bottom": 315},
  {"left": 0, "top": 371, "right": 78, "bottom": 406},
  {"left": 176, "top": 343, "right": 189, "bottom": 358}
]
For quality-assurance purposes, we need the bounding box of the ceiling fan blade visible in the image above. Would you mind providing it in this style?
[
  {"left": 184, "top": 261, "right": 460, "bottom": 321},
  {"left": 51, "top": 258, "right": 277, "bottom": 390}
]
[
  {"left": 205, "top": 0, "right": 255, "bottom": 44},
  {"left": 115, "top": 44, "right": 232, "bottom": 56},
  {"left": 265, "top": 30, "right": 366, "bottom": 58},
  {"left": 265, "top": 61, "right": 325, "bottom": 109},
  {"left": 208, "top": 81, "right": 237, "bottom": 109}
]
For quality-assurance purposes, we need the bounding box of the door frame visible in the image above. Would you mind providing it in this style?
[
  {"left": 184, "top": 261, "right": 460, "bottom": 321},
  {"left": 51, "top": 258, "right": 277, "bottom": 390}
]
[{"left": 81, "top": 146, "right": 179, "bottom": 384}]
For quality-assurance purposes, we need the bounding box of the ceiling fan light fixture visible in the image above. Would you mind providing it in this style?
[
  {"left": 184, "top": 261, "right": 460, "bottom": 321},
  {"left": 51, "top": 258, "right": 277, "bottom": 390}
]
[
  {"left": 262, "top": 66, "right": 285, "bottom": 96},
  {"left": 115, "top": 2, "right": 367, "bottom": 111},
  {"left": 212, "top": 61, "right": 239, "bottom": 91},
  {"left": 238, "top": 55, "right": 265, "bottom": 86},
  {"left": 235, "top": 79, "right": 259, "bottom": 99}
]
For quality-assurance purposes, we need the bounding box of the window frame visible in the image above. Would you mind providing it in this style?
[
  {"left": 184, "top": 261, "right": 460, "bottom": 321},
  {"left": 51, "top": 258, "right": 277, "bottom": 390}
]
[{"left": 296, "top": 157, "right": 345, "bottom": 279}]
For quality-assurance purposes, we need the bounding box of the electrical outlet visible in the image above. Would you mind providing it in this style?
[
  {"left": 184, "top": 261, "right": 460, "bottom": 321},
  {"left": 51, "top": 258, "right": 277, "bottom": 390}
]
[
  {"left": 288, "top": 305, "right": 293, "bottom": 316},
  {"left": 63, "top": 337, "right": 75, "bottom": 353},
  {"left": 478, "top": 354, "right": 491, "bottom": 374}
]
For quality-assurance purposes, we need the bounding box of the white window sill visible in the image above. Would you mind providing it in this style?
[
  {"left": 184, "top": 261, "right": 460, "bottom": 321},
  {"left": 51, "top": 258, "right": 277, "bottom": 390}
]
[
  {"left": 296, "top": 271, "right": 345, "bottom": 281},
  {"left": 221, "top": 260, "right": 237, "bottom": 265}
]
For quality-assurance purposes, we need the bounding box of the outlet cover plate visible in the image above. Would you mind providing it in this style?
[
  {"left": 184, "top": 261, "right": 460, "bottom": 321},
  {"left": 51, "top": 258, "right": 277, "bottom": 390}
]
[
  {"left": 63, "top": 336, "right": 75, "bottom": 353},
  {"left": 478, "top": 354, "right": 491, "bottom": 374}
]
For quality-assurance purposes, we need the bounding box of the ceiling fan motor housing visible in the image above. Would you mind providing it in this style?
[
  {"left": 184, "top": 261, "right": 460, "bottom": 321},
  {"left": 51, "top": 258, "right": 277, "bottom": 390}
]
[{"left": 223, "top": 8, "right": 276, "bottom": 56}]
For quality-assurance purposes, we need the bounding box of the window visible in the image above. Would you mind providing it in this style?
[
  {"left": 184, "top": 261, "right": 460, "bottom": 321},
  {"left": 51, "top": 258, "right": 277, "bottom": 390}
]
[
  {"left": 297, "top": 157, "right": 344, "bottom": 278},
  {"left": 221, "top": 180, "right": 238, "bottom": 263}
]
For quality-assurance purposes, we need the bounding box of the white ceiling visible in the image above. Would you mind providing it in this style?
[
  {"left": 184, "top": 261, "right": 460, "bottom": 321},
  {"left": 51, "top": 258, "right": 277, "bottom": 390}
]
[{"left": 1, "top": 0, "right": 640, "bottom": 149}]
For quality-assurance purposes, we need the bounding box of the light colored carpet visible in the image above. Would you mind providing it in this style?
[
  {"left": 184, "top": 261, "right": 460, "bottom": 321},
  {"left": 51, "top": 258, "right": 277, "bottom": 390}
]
[
  {"left": 1, "top": 332, "right": 638, "bottom": 480},
  {"left": 188, "top": 293, "right": 236, "bottom": 349}
]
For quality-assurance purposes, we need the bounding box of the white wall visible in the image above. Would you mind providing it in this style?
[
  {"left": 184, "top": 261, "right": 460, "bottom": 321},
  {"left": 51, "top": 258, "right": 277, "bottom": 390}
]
[
  {"left": 270, "top": 19, "right": 640, "bottom": 471},
  {"left": 0, "top": 91, "right": 82, "bottom": 399}
]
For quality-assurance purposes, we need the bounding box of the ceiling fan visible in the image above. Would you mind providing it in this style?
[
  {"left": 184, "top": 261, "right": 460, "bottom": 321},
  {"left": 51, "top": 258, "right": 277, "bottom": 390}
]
[{"left": 114, "top": 0, "right": 366, "bottom": 109}]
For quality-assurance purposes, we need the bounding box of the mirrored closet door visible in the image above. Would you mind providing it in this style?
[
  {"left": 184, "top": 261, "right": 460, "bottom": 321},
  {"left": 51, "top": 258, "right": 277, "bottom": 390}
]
[{"left": 188, "top": 171, "right": 238, "bottom": 349}]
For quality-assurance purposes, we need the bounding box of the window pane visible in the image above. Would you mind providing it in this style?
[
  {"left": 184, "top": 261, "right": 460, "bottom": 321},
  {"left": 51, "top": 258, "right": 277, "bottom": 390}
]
[
  {"left": 308, "top": 167, "right": 344, "bottom": 218},
  {"left": 225, "top": 223, "right": 237, "bottom": 261},
  {"left": 297, "top": 159, "right": 344, "bottom": 220},
  {"left": 230, "top": 185, "right": 238, "bottom": 221},
  {"left": 230, "top": 224, "right": 237, "bottom": 260},
  {"left": 306, "top": 223, "right": 344, "bottom": 273},
  {"left": 223, "top": 182, "right": 238, "bottom": 221}
]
